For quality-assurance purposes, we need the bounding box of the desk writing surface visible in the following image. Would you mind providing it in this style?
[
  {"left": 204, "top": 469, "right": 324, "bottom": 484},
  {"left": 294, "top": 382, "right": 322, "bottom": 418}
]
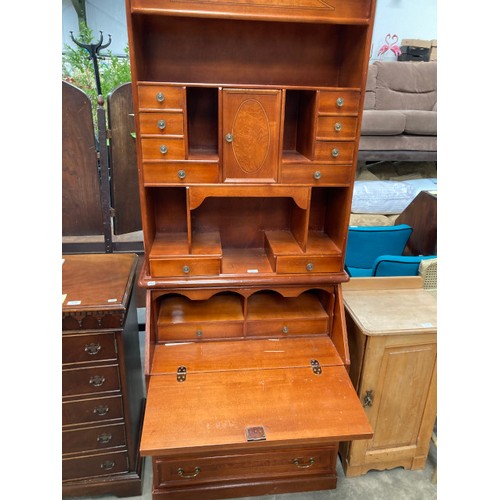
[{"left": 342, "top": 285, "right": 437, "bottom": 336}]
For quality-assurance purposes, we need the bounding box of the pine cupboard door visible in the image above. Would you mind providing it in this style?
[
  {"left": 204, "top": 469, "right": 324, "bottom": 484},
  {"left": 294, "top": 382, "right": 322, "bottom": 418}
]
[
  {"left": 222, "top": 89, "right": 282, "bottom": 183},
  {"left": 347, "top": 333, "right": 437, "bottom": 475}
]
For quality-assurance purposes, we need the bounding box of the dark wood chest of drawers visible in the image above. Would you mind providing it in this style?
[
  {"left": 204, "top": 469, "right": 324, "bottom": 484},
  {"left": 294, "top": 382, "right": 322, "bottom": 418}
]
[{"left": 62, "top": 253, "right": 145, "bottom": 497}]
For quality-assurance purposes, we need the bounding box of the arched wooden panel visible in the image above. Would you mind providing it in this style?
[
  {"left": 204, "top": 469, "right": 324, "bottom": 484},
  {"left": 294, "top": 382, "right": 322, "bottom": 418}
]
[
  {"left": 62, "top": 81, "right": 103, "bottom": 236},
  {"left": 107, "top": 82, "right": 142, "bottom": 235}
]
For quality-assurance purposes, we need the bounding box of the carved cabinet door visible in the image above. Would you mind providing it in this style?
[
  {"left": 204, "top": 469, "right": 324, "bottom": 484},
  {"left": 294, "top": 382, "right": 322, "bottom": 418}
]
[{"left": 222, "top": 89, "right": 282, "bottom": 183}]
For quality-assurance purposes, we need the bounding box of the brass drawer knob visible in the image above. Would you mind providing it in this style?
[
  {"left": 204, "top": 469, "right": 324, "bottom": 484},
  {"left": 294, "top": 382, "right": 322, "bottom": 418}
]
[
  {"left": 306, "top": 262, "right": 314, "bottom": 271},
  {"left": 196, "top": 329, "right": 203, "bottom": 337},
  {"left": 93, "top": 405, "right": 109, "bottom": 416},
  {"left": 97, "top": 433, "right": 113, "bottom": 444},
  {"left": 156, "top": 92, "right": 165, "bottom": 103},
  {"left": 331, "top": 148, "right": 339, "bottom": 158},
  {"left": 293, "top": 457, "right": 315, "bottom": 469},
  {"left": 101, "top": 460, "right": 115, "bottom": 471},
  {"left": 84, "top": 343, "right": 101, "bottom": 355},
  {"left": 159, "top": 144, "right": 168, "bottom": 154},
  {"left": 313, "top": 171, "right": 321, "bottom": 180},
  {"left": 178, "top": 466, "right": 201, "bottom": 479},
  {"left": 225, "top": 133, "right": 233, "bottom": 143},
  {"left": 282, "top": 326, "right": 289, "bottom": 334},
  {"left": 182, "top": 265, "right": 190, "bottom": 274},
  {"left": 334, "top": 122, "right": 342, "bottom": 131},
  {"left": 336, "top": 97, "right": 344, "bottom": 107},
  {"left": 178, "top": 169, "right": 186, "bottom": 179},
  {"left": 89, "top": 375, "right": 105, "bottom": 387},
  {"left": 157, "top": 119, "right": 166, "bottom": 130}
]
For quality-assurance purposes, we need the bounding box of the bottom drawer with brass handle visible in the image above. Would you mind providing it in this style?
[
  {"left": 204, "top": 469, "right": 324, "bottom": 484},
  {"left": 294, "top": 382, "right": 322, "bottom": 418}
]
[
  {"left": 62, "top": 450, "right": 129, "bottom": 481},
  {"left": 154, "top": 447, "right": 336, "bottom": 488},
  {"left": 62, "top": 423, "right": 126, "bottom": 455}
]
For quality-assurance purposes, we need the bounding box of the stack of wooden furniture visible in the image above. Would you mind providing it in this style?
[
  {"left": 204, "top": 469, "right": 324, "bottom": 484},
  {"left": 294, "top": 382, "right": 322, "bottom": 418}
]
[
  {"left": 62, "top": 253, "right": 145, "bottom": 497},
  {"left": 125, "top": 0, "right": 376, "bottom": 497}
]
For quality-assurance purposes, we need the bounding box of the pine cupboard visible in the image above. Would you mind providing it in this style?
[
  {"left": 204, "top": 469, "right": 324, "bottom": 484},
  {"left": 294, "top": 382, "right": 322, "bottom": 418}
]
[
  {"left": 125, "top": 0, "right": 376, "bottom": 497},
  {"left": 339, "top": 277, "right": 437, "bottom": 477}
]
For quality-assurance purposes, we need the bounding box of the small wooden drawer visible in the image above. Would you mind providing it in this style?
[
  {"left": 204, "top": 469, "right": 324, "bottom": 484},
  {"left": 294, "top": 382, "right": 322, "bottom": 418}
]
[
  {"left": 62, "top": 450, "right": 129, "bottom": 481},
  {"left": 63, "top": 423, "right": 127, "bottom": 455},
  {"left": 314, "top": 141, "right": 355, "bottom": 163},
  {"left": 158, "top": 321, "right": 244, "bottom": 342},
  {"left": 247, "top": 318, "right": 328, "bottom": 337},
  {"left": 281, "top": 163, "right": 351, "bottom": 185},
  {"left": 317, "top": 91, "right": 360, "bottom": 114},
  {"left": 143, "top": 161, "right": 219, "bottom": 184},
  {"left": 154, "top": 448, "right": 336, "bottom": 488},
  {"left": 62, "top": 395, "right": 124, "bottom": 426},
  {"left": 139, "top": 111, "right": 184, "bottom": 135},
  {"left": 137, "top": 84, "right": 185, "bottom": 110},
  {"left": 62, "top": 332, "right": 117, "bottom": 365},
  {"left": 149, "top": 257, "right": 221, "bottom": 278},
  {"left": 141, "top": 137, "right": 185, "bottom": 160},
  {"left": 62, "top": 364, "right": 121, "bottom": 397},
  {"left": 274, "top": 255, "right": 343, "bottom": 274},
  {"left": 316, "top": 116, "right": 358, "bottom": 140}
]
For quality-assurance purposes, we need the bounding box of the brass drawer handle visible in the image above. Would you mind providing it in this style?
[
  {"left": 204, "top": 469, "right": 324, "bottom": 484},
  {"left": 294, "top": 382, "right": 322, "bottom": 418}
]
[
  {"left": 84, "top": 343, "right": 101, "bottom": 355},
  {"left": 177, "top": 466, "right": 201, "bottom": 479},
  {"left": 97, "top": 433, "right": 113, "bottom": 444},
  {"left": 334, "top": 122, "right": 342, "bottom": 131},
  {"left": 306, "top": 262, "right": 314, "bottom": 271},
  {"left": 182, "top": 265, "right": 190, "bottom": 274},
  {"left": 313, "top": 171, "right": 321, "bottom": 180},
  {"left": 196, "top": 329, "right": 203, "bottom": 337},
  {"left": 93, "top": 405, "right": 109, "bottom": 416},
  {"left": 156, "top": 92, "right": 165, "bottom": 103},
  {"left": 282, "top": 326, "right": 289, "bottom": 334},
  {"left": 336, "top": 97, "right": 344, "bottom": 107},
  {"left": 89, "top": 375, "right": 105, "bottom": 387},
  {"left": 331, "top": 148, "right": 339, "bottom": 158},
  {"left": 157, "top": 119, "right": 166, "bottom": 130},
  {"left": 293, "top": 457, "right": 315, "bottom": 469},
  {"left": 178, "top": 169, "right": 186, "bottom": 179},
  {"left": 159, "top": 144, "right": 168, "bottom": 154},
  {"left": 363, "top": 390, "right": 373, "bottom": 407},
  {"left": 101, "top": 460, "right": 115, "bottom": 471},
  {"left": 225, "top": 133, "right": 233, "bottom": 143}
]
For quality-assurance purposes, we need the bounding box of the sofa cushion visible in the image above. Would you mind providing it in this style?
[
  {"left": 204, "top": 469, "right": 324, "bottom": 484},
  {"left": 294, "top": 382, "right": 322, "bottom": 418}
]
[
  {"left": 400, "top": 110, "right": 437, "bottom": 135},
  {"left": 374, "top": 61, "right": 437, "bottom": 111},
  {"left": 359, "top": 135, "right": 437, "bottom": 152},
  {"left": 361, "top": 110, "right": 406, "bottom": 135},
  {"left": 364, "top": 63, "right": 378, "bottom": 110}
]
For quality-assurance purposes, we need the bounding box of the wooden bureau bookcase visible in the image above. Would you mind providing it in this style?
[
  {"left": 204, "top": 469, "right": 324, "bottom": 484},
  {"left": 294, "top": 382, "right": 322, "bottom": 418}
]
[{"left": 125, "top": 0, "right": 376, "bottom": 497}]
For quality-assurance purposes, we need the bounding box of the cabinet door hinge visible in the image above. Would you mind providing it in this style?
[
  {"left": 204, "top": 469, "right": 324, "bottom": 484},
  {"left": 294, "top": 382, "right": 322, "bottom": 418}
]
[
  {"left": 310, "top": 359, "right": 322, "bottom": 375},
  {"left": 177, "top": 366, "right": 187, "bottom": 382}
]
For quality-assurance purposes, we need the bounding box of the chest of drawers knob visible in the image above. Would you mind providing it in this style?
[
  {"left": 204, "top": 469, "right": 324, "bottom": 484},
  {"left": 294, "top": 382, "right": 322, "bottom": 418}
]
[
  {"left": 89, "top": 375, "right": 106, "bottom": 387},
  {"left": 93, "top": 405, "right": 110, "bottom": 416},
  {"left": 156, "top": 92, "right": 165, "bottom": 103},
  {"left": 159, "top": 144, "right": 168, "bottom": 154},
  {"left": 177, "top": 466, "right": 201, "bottom": 479},
  {"left": 182, "top": 265, "right": 190, "bottom": 274},
  {"left": 282, "top": 326, "right": 289, "bottom": 334},
  {"left": 178, "top": 169, "right": 186, "bottom": 179},
  {"left": 84, "top": 343, "right": 102, "bottom": 355},
  {"left": 313, "top": 171, "right": 321, "bottom": 180},
  {"left": 293, "top": 457, "right": 315, "bottom": 469},
  {"left": 334, "top": 122, "right": 342, "bottom": 131},
  {"left": 336, "top": 97, "right": 344, "bottom": 107},
  {"left": 157, "top": 119, "right": 166, "bottom": 130},
  {"left": 306, "top": 263, "right": 314, "bottom": 271},
  {"left": 100, "top": 460, "right": 116, "bottom": 471},
  {"left": 97, "top": 433, "right": 113, "bottom": 444},
  {"left": 331, "top": 148, "right": 339, "bottom": 158}
]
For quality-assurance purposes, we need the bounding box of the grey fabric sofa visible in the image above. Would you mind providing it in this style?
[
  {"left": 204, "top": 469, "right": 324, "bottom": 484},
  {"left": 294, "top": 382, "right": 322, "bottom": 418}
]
[{"left": 358, "top": 61, "right": 437, "bottom": 162}]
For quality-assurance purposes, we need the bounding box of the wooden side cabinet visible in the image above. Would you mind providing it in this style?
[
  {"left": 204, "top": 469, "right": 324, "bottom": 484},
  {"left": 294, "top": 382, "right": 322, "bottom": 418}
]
[
  {"left": 339, "top": 277, "right": 437, "bottom": 477},
  {"left": 62, "top": 253, "right": 145, "bottom": 497}
]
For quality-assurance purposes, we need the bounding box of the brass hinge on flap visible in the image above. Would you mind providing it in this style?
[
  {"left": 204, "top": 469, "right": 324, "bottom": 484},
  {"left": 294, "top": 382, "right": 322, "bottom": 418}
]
[
  {"left": 310, "top": 359, "right": 322, "bottom": 375},
  {"left": 177, "top": 366, "right": 187, "bottom": 382}
]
